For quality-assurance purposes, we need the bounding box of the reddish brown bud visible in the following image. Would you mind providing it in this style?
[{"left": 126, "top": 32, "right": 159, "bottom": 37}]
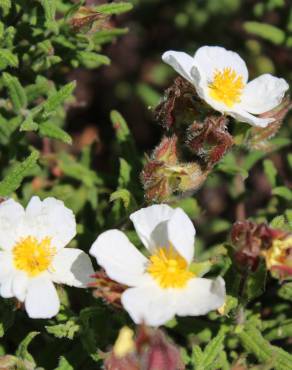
[
  {"left": 186, "top": 115, "right": 233, "bottom": 167},
  {"left": 89, "top": 270, "right": 127, "bottom": 309},
  {"left": 154, "top": 77, "right": 199, "bottom": 129},
  {"left": 246, "top": 96, "right": 292, "bottom": 151}
]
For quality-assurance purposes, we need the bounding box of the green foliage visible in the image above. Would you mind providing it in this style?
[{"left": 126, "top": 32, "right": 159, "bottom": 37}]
[{"left": 0, "top": 150, "right": 39, "bottom": 196}]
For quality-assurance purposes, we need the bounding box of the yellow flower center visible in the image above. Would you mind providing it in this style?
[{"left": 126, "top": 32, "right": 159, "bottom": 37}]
[
  {"left": 147, "top": 246, "right": 194, "bottom": 289},
  {"left": 12, "top": 236, "right": 56, "bottom": 277},
  {"left": 208, "top": 67, "right": 244, "bottom": 107}
]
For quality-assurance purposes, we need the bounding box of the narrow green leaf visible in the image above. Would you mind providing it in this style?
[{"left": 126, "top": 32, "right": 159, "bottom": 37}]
[
  {"left": 40, "top": 0, "right": 58, "bottom": 32},
  {"left": 244, "top": 21, "right": 285, "bottom": 45},
  {"left": 0, "top": 151, "right": 39, "bottom": 196},
  {"left": 77, "top": 51, "right": 110, "bottom": 68},
  {"left": 0, "top": 49, "right": 18, "bottom": 69},
  {"left": 42, "top": 81, "right": 76, "bottom": 118},
  {"left": 16, "top": 332, "right": 39, "bottom": 366},
  {"left": 263, "top": 159, "right": 277, "bottom": 187},
  {"left": 238, "top": 325, "right": 292, "bottom": 370},
  {"left": 110, "top": 188, "right": 137, "bottom": 211},
  {"left": 272, "top": 186, "right": 292, "bottom": 201},
  {"left": 278, "top": 282, "right": 292, "bottom": 302},
  {"left": 2, "top": 72, "right": 27, "bottom": 113},
  {"left": 95, "top": 2, "right": 133, "bottom": 15},
  {"left": 39, "top": 122, "right": 72, "bottom": 144},
  {"left": 46, "top": 320, "right": 80, "bottom": 340}
]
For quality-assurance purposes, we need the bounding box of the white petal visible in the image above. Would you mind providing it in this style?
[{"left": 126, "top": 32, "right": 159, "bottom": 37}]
[
  {"left": 121, "top": 282, "right": 176, "bottom": 326},
  {"left": 240, "top": 74, "right": 289, "bottom": 114},
  {"left": 130, "top": 204, "right": 175, "bottom": 251},
  {"left": 194, "top": 46, "right": 248, "bottom": 83},
  {"left": 175, "top": 277, "right": 225, "bottom": 316},
  {"left": 0, "top": 275, "right": 14, "bottom": 298},
  {"left": 51, "top": 248, "right": 94, "bottom": 287},
  {"left": 24, "top": 197, "right": 76, "bottom": 249},
  {"left": 25, "top": 277, "right": 60, "bottom": 319},
  {"left": 0, "top": 251, "right": 14, "bottom": 281},
  {"left": 90, "top": 230, "right": 147, "bottom": 287},
  {"left": 12, "top": 272, "right": 28, "bottom": 302},
  {"left": 0, "top": 199, "right": 25, "bottom": 250},
  {"left": 167, "top": 208, "right": 195, "bottom": 264},
  {"left": 230, "top": 108, "right": 274, "bottom": 127},
  {"left": 162, "top": 51, "right": 195, "bottom": 84}
]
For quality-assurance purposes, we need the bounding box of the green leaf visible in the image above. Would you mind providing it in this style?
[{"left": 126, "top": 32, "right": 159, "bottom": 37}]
[
  {"left": 2, "top": 72, "right": 27, "bottom": 113},
  {"left": 55, "top": 356, "right": 74, "bottom": 370},
  {"left": 0, "top": 0, "right": 11, "bottom": 16},
  {"left": 20, "top": 116, "right": 39, "bottom": 132},
  {"left": 110, "top": 110, "right": 137, "bottom": 163},
  {"left": 46, "top": 320, "right": 80, "bottom": 340},
  {"left": 278, "top": 282, "right": 292, "bottom": 302},
  {"left": 16, "top": 332, "right": 39, "bottom": 366},
  {"left": 39, "top": 122, "right": 72, "bottom": 144},
  {"left": 110, "top": 188, "right": 137, "bottom": 211},
  {"left": 42, "top": 81, "right": 76, "bottom": 118},
  {"left": 95, "top": 2, "right": 133, "bottom": 15},
  {"left": 0, "top": 49, "right": 18, "bottom": 69},
  {"left": 76, "top": 52, "right": 110, "bottom": 69},
  {"left": 40, "top": 0, "right": 58, "bottom": 32},
  {"left": 238, "top": 325, "right": 292, "bottom": 370},
  {"left": 244, "top": 21, "right": 285, "bottom": 45},
  {"left": 192, "top": 328, "right": 227, "bottom": 370},
  {"left": 243, "top": 261, "right": 267, "bottom": 303},
  {"left": 264, "top": 319, "right": 292, "bottom": 341},
  {"left": 272, "top": 186, "right": 292, "bottom": 201},
  {"left": 263, "top": 159, "right": 277, "bottom": 187},
  {"left": 0, "top": 150, "right": 39, "bottom": 196}
]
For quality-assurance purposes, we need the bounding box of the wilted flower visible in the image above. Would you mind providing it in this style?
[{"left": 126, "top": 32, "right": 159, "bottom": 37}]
[
  {"left": 105, "top": 325, "right": 185, "bottom": 370},
  {"left": 90, "top": 204, "right": 225, "bottom": 326},
  {"left": 163, "top": 46, "right": 289, "bottom": 127},
  {"left": 0, "top": 197, "right": 94, "bottom": 319},
  {"left": 262, "top": 236, "right": 292, "bottom": 279},
  {"left": 231, "top": 220, "right": 289, "bottom": 272}
]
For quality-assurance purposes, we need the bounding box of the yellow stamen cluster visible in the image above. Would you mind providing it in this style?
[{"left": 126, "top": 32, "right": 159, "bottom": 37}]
[
  {"left": 13, "top": 236, "right": 56, "bottom": 277},
  {"left": 208, "top": 67, "right": 244, "bottom": 107},
  {"left": 262, "top": 237, "right": 292, "bottom": 270},
  {"left": 147, "top": 246, "right": 194, "bottom": 289}
]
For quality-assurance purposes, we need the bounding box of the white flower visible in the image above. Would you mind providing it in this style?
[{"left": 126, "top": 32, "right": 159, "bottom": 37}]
[
  {"left": 90, "top": 204, "right": 225, "bottom": 326},
  {"left": 162, "top": 45, "right": 289, "bottom": 127},
  {"left": 0, "top": 196, "right": 94, "bottom": 319}
]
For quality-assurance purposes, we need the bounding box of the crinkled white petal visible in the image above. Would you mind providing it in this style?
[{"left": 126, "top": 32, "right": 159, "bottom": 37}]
[
  {"left": 12, "top": 272, "right": 28, "bottom": 302},
  {"left": 0, "top": 274, "right": 14, "bottom": 298},
  {"left": 23, "top": 196, "right": 76, "bottom": 249},
  {"left": 25, "top": 277, "right": 60, "bottom": 319},
  {"left": 121, "top": 281, "right": 176, "bottom": 326},
  {"left": 240, "top": 74, "right": 289, "bottom": 114},
  {"left": 130, "top": 204, "right": 175, "bottom": 251},
  {"left": 0, "top": 199, "right": 25, "bottom": 250},
  {"left": 175, "top": 277, "right": 226, "bottom": 316},
  {"left": 162, "top": 51, "right": 195, "bottom": 84},
  {"left": 193, "top": 45, "right": 248, "bottom": 83},
  {"left": 51, "top": 248, "right": 94, "bottom": 287},
  {"left": 167, "top": 208, "right": 195, "bottom": 264},
  {"left": 229, "top": 108, "right": 274, "bottom": 127},
  {"left": 90, "top": 230, "right": 147, "bottom": 287}
]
